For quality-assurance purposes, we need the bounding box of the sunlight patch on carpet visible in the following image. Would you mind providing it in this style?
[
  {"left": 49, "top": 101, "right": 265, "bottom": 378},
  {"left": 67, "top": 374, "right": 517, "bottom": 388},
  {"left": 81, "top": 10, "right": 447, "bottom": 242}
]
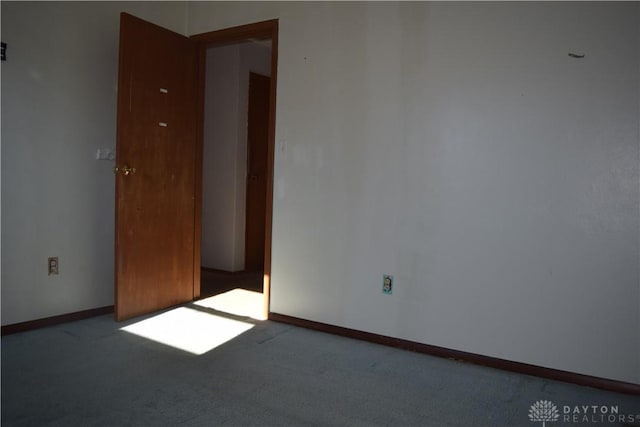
[
  {"left": 194, "top": 288, "right": 266, "bottom": 320},
  {"left": 121, "top": 307, "right": 253, "bottom": 355}
]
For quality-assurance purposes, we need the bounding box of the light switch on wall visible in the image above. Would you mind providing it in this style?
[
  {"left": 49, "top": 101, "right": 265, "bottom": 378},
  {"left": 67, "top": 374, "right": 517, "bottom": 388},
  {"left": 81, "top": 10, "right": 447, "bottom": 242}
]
[{"left": 96, "top": 148, "right": 115, "bottom": 161}]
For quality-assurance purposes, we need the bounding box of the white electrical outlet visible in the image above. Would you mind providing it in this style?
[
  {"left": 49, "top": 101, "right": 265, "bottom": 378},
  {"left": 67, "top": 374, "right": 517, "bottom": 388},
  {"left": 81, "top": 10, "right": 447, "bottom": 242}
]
[
  {"left": 383, "top": 275, "right": 393, "bottom": 295},
  {"left": 48, "top": 257, "right": 59, "bottom": 275}
]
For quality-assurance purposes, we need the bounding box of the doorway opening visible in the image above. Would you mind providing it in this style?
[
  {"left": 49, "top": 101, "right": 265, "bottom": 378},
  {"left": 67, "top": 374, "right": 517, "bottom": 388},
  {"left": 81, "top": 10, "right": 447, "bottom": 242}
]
[{"left": 192, "top": 21, "right": 278, "bottom": 321}]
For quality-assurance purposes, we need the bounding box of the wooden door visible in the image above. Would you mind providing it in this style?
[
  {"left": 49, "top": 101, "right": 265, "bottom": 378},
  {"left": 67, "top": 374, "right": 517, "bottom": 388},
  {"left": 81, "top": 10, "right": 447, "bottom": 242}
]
[
  {"left": 244, "top": 73, "right": 271, "bottom": 272},
  {"left": 115, "top": 13, "right": 197, "bottom": 321}
]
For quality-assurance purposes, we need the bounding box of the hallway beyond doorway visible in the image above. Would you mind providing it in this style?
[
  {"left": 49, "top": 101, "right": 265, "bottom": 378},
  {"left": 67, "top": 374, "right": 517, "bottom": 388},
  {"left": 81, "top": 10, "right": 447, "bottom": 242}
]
[{"left": 200, "top": 268, "right": 262, "bottom": 298}]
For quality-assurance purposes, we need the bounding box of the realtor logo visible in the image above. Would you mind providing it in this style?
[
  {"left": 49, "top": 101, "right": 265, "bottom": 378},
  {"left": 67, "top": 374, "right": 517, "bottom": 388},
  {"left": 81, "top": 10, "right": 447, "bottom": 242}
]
[
  {"left": 529, "top": 400, "right": 639, "bottom": 425},
  {"left": 529, "top": 400, "right": 560, "bottom": 427}
]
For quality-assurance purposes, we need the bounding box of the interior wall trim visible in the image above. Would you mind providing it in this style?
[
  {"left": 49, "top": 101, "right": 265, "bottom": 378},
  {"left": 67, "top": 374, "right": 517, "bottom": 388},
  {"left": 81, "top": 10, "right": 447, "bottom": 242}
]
[
  {"left": 201, "top": 267, "right": 245, "bottom": 275},
  {"left": 268, "top": 312, "right": 640, "bottom": 396},
  {"left": 1, "top": 306, "right": 114, "bottom": 336}
]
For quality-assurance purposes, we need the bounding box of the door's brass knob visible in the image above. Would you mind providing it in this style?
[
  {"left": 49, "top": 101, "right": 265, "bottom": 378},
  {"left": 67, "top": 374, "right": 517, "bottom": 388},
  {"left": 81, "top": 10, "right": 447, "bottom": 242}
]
[
  {"left": 113, "top": 165, "right": 136, "bottom": 176},
  {"left": 121, "top": 165, "right": 136, "bottom": 175}
]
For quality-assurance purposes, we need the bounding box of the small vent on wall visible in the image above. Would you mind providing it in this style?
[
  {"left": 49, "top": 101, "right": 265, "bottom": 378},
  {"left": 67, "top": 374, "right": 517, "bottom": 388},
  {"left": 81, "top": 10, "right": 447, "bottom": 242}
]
[{"left": 1, "top": 42, "right": 6, "bottom": 61}]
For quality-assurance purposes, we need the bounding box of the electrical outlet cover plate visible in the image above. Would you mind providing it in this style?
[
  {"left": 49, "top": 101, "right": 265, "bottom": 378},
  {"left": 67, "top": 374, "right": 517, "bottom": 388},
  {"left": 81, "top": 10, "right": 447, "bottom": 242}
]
[
  {"left": 383, "top": 274, "right": 393, "bottom": 295},
  {"left": 48, "top": 257, "right": 59, "bottom": 275}
]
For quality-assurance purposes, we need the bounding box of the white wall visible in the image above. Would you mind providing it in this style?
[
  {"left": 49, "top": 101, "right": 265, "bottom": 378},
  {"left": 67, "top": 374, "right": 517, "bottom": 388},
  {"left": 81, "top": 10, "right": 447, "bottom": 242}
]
[
  {"left": 201, "top": 41, "right": 270, "bottom": 271},
  {"left": 189, "top": 2, "right": 640, "bottom": 383},
  {"left": 0, "top": 1, "right": 188, "bottom": 325},
  {"left": 202, "top": 45, "right": 241, "bottom": 271}
]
